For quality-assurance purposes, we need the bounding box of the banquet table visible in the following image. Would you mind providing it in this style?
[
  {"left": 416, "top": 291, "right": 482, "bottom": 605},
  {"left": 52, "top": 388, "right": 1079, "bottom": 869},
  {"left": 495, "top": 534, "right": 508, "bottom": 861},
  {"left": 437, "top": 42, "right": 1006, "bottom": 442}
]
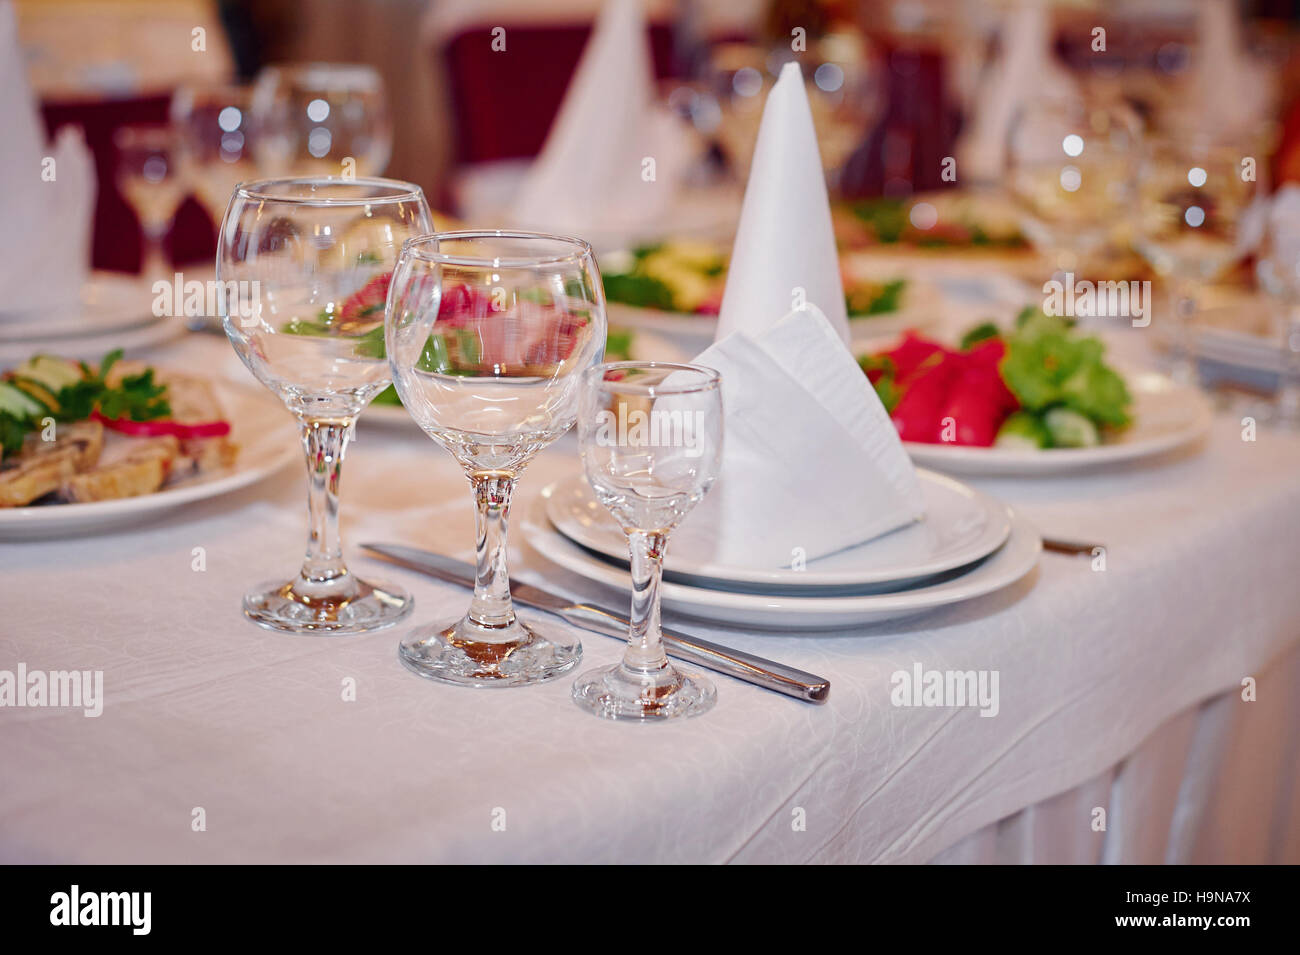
[{"left": 2, "top": 324, "right": 1299, "bottom": 865}]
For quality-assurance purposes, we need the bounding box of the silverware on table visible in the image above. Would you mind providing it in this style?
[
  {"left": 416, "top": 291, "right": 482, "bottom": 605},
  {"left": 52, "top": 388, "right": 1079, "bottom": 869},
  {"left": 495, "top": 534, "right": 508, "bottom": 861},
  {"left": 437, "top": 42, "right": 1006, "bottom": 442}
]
[
  {"left": 1042, "top": 538, "right": 1105, "bottom": 556},
  {"left": 362, "top": 542, "right": 831, "bottom": 704}
]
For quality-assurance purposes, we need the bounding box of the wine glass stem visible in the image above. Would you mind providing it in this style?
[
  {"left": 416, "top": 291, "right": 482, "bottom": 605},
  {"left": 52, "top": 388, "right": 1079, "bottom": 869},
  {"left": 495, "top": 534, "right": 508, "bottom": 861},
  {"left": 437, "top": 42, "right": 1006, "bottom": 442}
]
[
  {"left": 1170, "top": 277, "right": 1199, "bottom": 382},
  {"left": 141, "top": 223, "right": 170, "bottom": 281},
  {"left": 299, "top": 417, "right": 353, "bottom": 585},
  {"left": 624, "top": 530, "right": 668, "bottom": 671},
  {"left": 469, "top": 471, "right": 517, "bottom": 628},
  {"left": 1281, "top": 304, "right": 1300, "bottom": 421}
]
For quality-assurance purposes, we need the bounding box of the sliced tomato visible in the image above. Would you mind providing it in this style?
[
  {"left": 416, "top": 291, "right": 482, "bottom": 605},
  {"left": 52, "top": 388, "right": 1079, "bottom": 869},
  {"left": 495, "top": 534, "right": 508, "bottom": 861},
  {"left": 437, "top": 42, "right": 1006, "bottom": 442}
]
[
  {"left": 92, "top": 410, "right": 231, "bottom": 439},
  {"left": 936, "top": 384, "right": 1007, "bottom": 446},
  {"left": 883, "top": 331, "right": 949, "bottom": 381},
  {"left": 890, "top": 356, "right": 958, "bottom": 443}
]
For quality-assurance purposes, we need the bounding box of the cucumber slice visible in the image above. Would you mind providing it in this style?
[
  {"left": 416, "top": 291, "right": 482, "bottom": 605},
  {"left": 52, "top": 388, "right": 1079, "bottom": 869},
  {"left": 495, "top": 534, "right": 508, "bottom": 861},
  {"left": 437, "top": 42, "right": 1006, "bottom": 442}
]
[
  {"left": 14, "top": 354, "right": 82, "bottom": 393},
  {"left": 0, "top": 381, "right": 42, "bottom": 419},
  {"left": 995, "top": 410, "right": 1051, "bottom": 450},
  {"left": 1044, "top": 406, "right": 1100, "bottom": 448}
]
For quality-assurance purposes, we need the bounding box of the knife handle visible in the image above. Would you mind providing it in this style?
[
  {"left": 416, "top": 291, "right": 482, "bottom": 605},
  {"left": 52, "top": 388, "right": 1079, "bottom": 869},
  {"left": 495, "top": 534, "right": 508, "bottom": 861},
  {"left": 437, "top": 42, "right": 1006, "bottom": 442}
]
[{"left": 557, "top": 604, "right": 830, "bottom": 704}]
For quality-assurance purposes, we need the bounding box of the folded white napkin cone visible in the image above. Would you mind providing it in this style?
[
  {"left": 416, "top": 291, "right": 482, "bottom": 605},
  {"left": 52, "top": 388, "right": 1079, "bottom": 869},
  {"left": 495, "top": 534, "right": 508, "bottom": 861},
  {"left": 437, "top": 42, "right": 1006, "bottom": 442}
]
[
  {"left": 675, "top": 303, "right": 925, "bottom": 570},
  {"left": 511, "top": 0, "right": 691, "bottom": 244},
  {"left": 716, "top": 61, "right": 849, "bottom": 344}
]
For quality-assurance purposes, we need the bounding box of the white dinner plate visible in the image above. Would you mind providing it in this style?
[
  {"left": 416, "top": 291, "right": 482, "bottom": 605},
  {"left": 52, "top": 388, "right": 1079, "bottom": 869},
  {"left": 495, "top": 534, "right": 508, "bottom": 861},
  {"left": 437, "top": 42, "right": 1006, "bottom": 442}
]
[
  {"left": 544, "top": 468, "right": 1011, "bottom": 592},
  {"left": 0, "top": 378, "right": 299, "bottom": 540},
  {"left": 901, "top": 371, "right": 1213, "bottom": 476},
  {"left": 0, "top": 272, "right": 160, "bottom": 342},
  {"left": 0, "top": 315, "right": 187, "bottom": 364},
  {"left": 521, "top": 485, "right": 1042, "bottom": 630},
  {"left": 360, "top": 328, "right": 688, "bottom": 428}
]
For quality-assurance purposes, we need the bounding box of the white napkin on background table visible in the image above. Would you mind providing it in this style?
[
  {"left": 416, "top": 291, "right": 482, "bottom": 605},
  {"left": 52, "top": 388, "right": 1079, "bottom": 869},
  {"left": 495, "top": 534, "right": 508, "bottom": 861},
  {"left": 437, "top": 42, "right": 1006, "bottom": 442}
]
[
  {"left": 680, "top": 304, "right": 925, "bottom": 570},
  {"left": 0, "top": 0, "right": 96, "bottom": 315},
  {"left": 1189, "top": 0, "right": 1272, "bottom": 143},
  {"left": 715, "top": 61, "right": 848, "bottom": 344},
  {"left": 511, "top": 0, "right": 691, "bottom": 242},
  {"left": 955, "top": 0, "right": 1077, "bottom": 185}
]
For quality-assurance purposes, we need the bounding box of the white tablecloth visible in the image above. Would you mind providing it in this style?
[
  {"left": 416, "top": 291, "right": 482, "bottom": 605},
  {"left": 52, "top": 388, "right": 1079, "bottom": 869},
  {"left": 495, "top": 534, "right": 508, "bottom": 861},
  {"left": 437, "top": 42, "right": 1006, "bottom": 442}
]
[{"left": 2, "top": 330, "right": 1298, "bottom": 864}]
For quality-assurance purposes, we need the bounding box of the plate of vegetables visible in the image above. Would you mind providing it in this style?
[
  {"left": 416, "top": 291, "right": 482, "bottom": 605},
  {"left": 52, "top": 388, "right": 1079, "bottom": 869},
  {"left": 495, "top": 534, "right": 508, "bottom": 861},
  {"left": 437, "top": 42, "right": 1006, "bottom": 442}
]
[
  {"left": 857, "top": 310, "right": 1213, "bottom": 475},
  {"left": 599, "top": 240, "right": 939, "bottom": 346}
]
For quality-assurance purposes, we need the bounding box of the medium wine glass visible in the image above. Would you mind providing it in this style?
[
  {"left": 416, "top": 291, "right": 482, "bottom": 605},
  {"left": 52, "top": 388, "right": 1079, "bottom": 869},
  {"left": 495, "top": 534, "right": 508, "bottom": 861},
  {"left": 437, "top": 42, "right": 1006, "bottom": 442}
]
[
  {"left": 171, "top": 82, "right": 260, "bottom": 226},
  {"left": 1133, "top": 134, "right": 1258, "bottom": 384},
  {"left": 572, "top": 362, "right": 723, "bottom": 721},
  {"left": 217, "top": 177, "right": 433, "bottom": 633},
  {"left": 386, "top": 231, "right": 607, "bottom": 686},
  {"left": 114, "top": 124, "right": 185, "bottom": 281}
]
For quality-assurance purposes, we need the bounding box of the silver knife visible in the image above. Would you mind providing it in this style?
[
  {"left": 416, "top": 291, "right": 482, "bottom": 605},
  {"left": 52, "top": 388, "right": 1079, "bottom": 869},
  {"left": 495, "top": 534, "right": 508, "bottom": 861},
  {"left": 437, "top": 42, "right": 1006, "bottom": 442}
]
[{"left": 362, "top": 542, "right": 830, "bottom": 704}]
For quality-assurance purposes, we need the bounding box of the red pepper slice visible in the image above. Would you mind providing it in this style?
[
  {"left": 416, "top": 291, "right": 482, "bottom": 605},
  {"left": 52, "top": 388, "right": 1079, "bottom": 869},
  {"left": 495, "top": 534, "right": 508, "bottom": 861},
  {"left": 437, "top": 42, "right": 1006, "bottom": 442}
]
[{"left": 92, "top": 410, "right": 231, "bottom": 439}]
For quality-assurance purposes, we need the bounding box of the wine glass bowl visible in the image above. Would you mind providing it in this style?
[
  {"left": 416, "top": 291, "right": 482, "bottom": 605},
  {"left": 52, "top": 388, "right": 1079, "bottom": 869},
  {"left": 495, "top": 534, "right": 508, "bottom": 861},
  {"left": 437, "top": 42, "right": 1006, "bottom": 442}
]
[
  {"left": 386, "top": 231, "right": 607, "bottom": 686},
  {"left": 571, "top": 362, "right": 724, "bottom": 722},
  {"left": 217, "top": 176, "right": 433, "bottom": 633}
]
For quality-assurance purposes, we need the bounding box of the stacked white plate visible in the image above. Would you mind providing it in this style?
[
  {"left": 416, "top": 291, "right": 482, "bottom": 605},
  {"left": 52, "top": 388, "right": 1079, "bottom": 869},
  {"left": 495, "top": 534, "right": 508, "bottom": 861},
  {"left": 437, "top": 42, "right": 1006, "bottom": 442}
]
[
  {"left": 0, "top": 272, "right": 184, "bottom": 362},
  {"left": 521, "top": 468, "right": 1042, "bottom": 630}
]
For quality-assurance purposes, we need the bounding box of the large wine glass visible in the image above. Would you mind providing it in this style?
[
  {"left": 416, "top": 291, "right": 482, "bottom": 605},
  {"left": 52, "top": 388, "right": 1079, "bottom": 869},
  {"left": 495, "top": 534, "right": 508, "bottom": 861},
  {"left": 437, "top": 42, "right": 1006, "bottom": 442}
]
[
  {"left": 386, "top": 231, "right": 606, "bottom": 686},
  {"left": 217, "top": 177, "right": 433, "bottom": 633}
]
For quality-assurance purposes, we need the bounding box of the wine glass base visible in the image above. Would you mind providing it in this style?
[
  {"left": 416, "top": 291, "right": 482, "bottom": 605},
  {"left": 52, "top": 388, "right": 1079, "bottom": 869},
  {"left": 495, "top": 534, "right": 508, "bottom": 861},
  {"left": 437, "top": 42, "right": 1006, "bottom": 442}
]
[
  {"left": 571, "top": 662, "right": 716, "bottom": 722},
  {"left": 243, "top": 574, "right": 412, "bottom": 635},
  {"left": 397, "top": 615, "right": 582, "bottom": 688}
]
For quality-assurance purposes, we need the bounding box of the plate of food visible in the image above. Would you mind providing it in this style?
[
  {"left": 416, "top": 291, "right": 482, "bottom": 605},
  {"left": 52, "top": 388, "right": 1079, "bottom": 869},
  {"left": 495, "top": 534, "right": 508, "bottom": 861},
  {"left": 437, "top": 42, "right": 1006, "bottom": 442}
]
[
  {"left": 0, "top": 349, "right": 298, "bottom": 538},
  {"left": 599, "top": 239, "right": 940, "bottom": 346},
  {"left": 855, "top": 309, "right": 1213, "bottom": 476},
  {"left": 361, "top": 323, "right": 687, "bottom": 428},
  {"left": 833, "top": 191, "right": 1028, "bottom": 253}
]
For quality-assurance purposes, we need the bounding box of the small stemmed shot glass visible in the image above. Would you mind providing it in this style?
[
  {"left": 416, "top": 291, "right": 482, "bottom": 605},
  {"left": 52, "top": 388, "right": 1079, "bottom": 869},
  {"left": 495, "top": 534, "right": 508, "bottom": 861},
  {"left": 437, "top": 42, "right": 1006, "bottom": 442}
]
[
  {"left": 217, "top": 177, "right": 433, "bottom": 633},
  {"left": 386, "top": 231, "right": 607, "bottom": 687},
  {"left": 572, "top": 362, "right": 723, "bottom": 721}
]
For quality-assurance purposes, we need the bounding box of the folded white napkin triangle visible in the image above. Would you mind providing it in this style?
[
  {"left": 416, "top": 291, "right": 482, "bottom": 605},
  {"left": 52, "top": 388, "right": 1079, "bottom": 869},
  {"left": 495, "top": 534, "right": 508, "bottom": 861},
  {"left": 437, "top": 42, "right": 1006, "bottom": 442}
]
[
  {"left": 716, "top": 61, "right": 849, "bottom": 344},
  {"left": 511, "top": 0, "right": 690, "bottom": 241},
  {"left": 0, "top": 0, "right": 96, "bottom": 313},
  {"left": 678, "top": 304, "right": 925, "bottom": 570}
]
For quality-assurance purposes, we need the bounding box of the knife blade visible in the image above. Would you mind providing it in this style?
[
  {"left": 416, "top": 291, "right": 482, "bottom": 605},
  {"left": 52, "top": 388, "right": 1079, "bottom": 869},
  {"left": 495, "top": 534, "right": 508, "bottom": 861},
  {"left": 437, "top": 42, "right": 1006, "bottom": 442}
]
[{"left": 362, "top": 542, "right": 830, "bottom": 704}]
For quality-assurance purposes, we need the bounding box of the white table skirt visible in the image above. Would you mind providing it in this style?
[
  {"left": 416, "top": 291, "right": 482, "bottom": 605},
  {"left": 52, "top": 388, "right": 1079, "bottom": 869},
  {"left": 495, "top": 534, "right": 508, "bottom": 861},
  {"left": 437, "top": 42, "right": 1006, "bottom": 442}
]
[
  {"left": 2, "top": 333, "right": 1298, "bottom": 864},
  {"left": 933, "top": 639, "right": 1300, "bottom": 864}
]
